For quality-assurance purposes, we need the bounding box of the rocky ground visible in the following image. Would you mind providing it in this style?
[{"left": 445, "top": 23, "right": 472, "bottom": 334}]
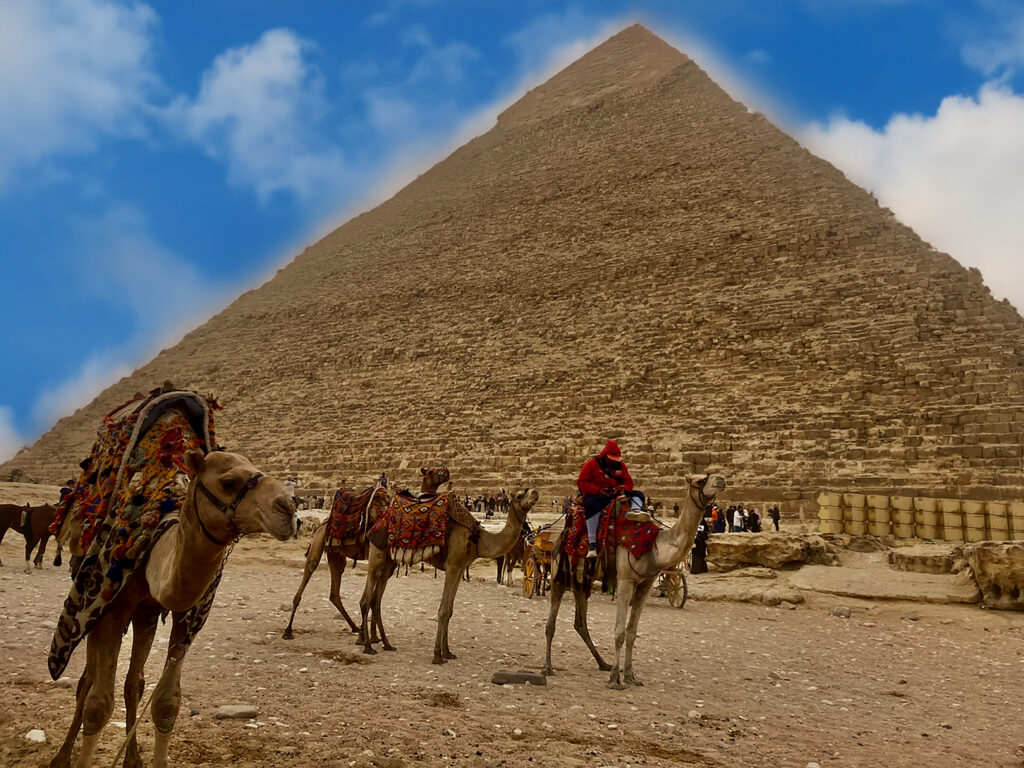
[{"left": 2, "top": 518, "right": 1024, "bottom": 767}]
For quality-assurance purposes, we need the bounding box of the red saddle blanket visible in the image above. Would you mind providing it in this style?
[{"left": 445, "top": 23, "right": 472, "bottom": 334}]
[
  {"left": 326, "top": 486, "right": 375, "bottom": 545},
  {"left": 370, "top": 492, "right": 452, "bottom": 562},
  {"left": 562, "top": 498, "right": 660, "bottom": 566}
]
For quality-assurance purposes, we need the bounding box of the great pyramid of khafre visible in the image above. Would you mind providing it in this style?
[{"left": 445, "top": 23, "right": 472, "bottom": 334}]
[{"left": 5, "top": 25, "right": 1024, "bottom": 513}]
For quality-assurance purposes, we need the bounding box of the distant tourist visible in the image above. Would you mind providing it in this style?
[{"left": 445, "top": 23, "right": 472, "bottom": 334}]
[
  {"left": 732, "top": 506, "right": 744, "bottom": 533},
  {"left": 690, "top": 516, "right": 710, "bottom": 574},
  {"left": 769, "top": 506, "right": 781, "bottom": 531}
]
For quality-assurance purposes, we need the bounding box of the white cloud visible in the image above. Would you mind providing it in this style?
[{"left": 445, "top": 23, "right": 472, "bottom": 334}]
[
  {"left": 165, "top": 28, "right": 347, "bottom": 202},
  {"left": 801, "top": 82, "right": 1024, "bottom": 313},
  {"left": 0, "top": 0, "right": 158, "bottom": 190},
  {"left": 0, "top": 407, "right": 25, "bottom": 464},
  {"left": 31, "top": 355, "right": 133, "bottom": 434},
  {"left": 962, "top": 10, "right": 1024, "bottom": 76}
]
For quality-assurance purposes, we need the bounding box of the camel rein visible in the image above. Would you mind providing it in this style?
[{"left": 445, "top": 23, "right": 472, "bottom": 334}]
[{"left": 625, "top": 480, "right": 714, "bottom": 579}]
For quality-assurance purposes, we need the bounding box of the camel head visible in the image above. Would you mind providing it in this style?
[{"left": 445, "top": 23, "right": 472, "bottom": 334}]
[
  {"left": 419, "top": 466, "right": 451, "bottom": 494},
  {"left": 509, "top": 488, "right": 540, "bottom": 520},
  {"left": 185, "top": 450, "right": 297, "bottom": 542},
  {"left": 685, "top": 472, "right": 727, "bottom": 510}
]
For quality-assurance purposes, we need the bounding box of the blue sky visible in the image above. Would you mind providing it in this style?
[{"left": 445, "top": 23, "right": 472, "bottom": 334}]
[{"left": 2, "top": 0, "right": 1024, "bottom": 461}]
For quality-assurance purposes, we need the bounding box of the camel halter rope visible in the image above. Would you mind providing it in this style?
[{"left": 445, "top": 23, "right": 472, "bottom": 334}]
[{"left": 191, "top": 472, "right": 264, "bottom": 546}]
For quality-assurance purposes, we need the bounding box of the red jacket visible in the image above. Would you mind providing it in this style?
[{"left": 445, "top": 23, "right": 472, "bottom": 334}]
[{"left": 577, "top": 440, "right": 633, "bottom": 495}]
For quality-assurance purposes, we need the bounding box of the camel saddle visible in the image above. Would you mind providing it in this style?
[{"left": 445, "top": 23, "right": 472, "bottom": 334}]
[
  {"left": 561, "top": 496, "right": 660, "bottom": 569},
  {"left": 325, "top": 485, "right": 382, "bottom": 547},
  {"left": 369, "top": 491, "right": 480, "bottom": 565},
  {"left": 48, "top": 387, "right": 221, "bottom": 680}
]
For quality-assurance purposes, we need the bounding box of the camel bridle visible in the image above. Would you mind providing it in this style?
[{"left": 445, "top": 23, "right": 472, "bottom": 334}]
[
  {"left": 689, "top": 474, "right": 715, "bottom": 512},
  {"left": 191, "top": 472, "right": 264, "bottom": 546}
]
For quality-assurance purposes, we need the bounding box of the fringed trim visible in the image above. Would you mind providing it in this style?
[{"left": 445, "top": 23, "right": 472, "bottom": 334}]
[{"left": 391, "top": 545, "right": 440, "bottom": 566}]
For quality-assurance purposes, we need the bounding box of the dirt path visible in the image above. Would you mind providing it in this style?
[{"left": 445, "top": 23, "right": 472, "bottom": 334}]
[{"left": 2, "top": 534, "right": 1023, "bottom": 767}]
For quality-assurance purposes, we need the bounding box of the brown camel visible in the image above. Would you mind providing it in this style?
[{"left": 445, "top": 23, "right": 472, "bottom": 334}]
[
  {"left": 50, "top": 450, "right": 296, "bottom": 768},
  {"left": 358, "top": 474, "right": 539, "bottom": 664},
  {"left": 283, "top": 480, "right": 391, "bottom": 639},
  {"left": 495, "top": 521, "right": 530, "bottom": 585},
  {"left": 542, "top": 473, "right": 727, "bottom": 689},
  {"left": 0, "top": 503, "right": 57, "bottom": 571}
]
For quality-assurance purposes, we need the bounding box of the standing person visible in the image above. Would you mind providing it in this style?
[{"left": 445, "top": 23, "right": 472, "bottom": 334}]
[
  {"left": 690, "top": 515, "right": 710, "bottom": 574},
  {"left": 673, "top": 502, "right": 680, "bottom": 518},
  {"left": 577, "top": 439, "right": 646, "bottom": 558},
  {"left": 715, "top": 507, "right": 727, "bottom": 534},
  {"left": 748, "top": 508, "right": 762, "bottom": 533},
  {"left": 733, "top": 506, "right": 744, "bottom": 533},
  {"left": 769, "top": 506, "right": 781, "bottom": 531}
]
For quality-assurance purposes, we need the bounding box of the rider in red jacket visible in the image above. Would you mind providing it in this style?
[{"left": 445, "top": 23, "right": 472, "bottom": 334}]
[{"left": 576, "top": 440, "right": 647, "bottom": 557}]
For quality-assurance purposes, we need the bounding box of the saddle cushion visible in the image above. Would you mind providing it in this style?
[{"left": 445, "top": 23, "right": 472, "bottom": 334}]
[
  {"left": 326, "top": 486, "right": 374, "bottom": 546},
  {"left": 369, "top": 491, "right": 478, "bottom": 565}
]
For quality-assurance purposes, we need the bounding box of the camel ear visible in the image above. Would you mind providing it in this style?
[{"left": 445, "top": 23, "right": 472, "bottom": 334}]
[
  {"left": 420, "top": 467, "right": 427, "bottom": 476},
  {"left": 184, "top": 450, "right": 206, "bottom": 478}
]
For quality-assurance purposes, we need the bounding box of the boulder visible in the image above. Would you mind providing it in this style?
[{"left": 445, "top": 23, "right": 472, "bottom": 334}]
[
  {"left": 491, "top": 670, "right": 547, "bottom": 686},
  {"left": 887, "top": 544, "right": 961, "bottom": 575},
  {"left": 706, "top": 533, "right": 837, "bottom": 571},
  {"left": 960, "top": 542, "right": 1024, "bottom": 611},
  {"left": 215, "top": 705, "right": 259, "bottom": 720}
]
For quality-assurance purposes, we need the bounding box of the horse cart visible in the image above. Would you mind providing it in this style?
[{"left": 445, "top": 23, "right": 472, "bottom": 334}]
[
  {"left": 657, "top": 565, "right": 688, "bottom": 608},
  {"left": 521, "top": 528, "right": 556, "bottom": 598}
]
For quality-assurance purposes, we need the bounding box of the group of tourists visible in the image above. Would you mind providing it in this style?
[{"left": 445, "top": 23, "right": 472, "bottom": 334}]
[
  {"left": 468, "top": 492, "right": 510, "bottom": 517},
  {"left": 705, "top": 504, "right": 781, "bottom": 533}
]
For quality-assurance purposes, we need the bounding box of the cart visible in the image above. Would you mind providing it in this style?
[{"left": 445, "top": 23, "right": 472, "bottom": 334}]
[
  {"left": 657, "top": 565, "right": 688, "bottom": 608},
  {"left": 521, "top": 529, "right": 556, "bottom": 599}
]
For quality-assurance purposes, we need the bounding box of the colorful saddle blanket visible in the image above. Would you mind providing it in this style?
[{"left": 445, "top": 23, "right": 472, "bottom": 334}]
[
  {"left": 369, "top": 491, "right": 479, "bottom": 565},
  {"left": 325, "top": 486, "right": 378, "bottom": 547},
  {"left": 562, "top": 497, "right": 660, "bottom": 567},
  {"left": 48, "top": 388, "right": 220, "bottom": 680}
]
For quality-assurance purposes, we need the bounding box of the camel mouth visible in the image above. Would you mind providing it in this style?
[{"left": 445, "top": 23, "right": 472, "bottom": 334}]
[{"left": 258, "top": 502, "right": 297, "bottom": 541}]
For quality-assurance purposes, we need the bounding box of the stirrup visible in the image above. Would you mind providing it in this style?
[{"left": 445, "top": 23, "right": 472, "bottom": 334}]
[{"left": 624, "top": 510, "right": 652, "bottom": 522}]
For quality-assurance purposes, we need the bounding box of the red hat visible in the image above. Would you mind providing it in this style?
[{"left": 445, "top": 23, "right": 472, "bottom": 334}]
[{"left": 601, "top": 440, "right": 622, "bottom": 461}]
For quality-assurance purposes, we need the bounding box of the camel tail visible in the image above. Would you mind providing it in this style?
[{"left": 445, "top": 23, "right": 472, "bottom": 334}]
[{"left": 54, "top": 546, "right": 62, "bottom": 567}]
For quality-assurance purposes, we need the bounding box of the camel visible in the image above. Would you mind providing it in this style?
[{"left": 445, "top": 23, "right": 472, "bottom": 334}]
[
  {"left": 357, "top": 471, "right": 539, "bottom": 664},
  {"left": 495, "top": 521, "right": 530, "bottom": 586},
  {"left": 50, "top": 450, "right": 296, "bottom": 768},
  {"left": 283, "top": 480, "right": 391, "bottom": 639},
  {"left": 0, "top": 503, "right": 57, "bottom": 572},
  {"left": 542, "top": 473, "right": 727, "bottom": 689}
]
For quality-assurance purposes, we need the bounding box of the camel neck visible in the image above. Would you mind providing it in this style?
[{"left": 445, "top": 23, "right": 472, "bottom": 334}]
[
  {"left": 653, "top": 494, "right": 705, "bottom": 569},
  {"left": 149, "top": 489, "right": 229, "bottom": 612},
  {"left": 477, "top": 503, "right": 526, "bottom": 559}
]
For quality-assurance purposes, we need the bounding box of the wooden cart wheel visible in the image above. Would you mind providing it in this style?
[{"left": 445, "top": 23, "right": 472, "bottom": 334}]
[
  {"left": 664, "top": 571, "right": 688, "bottom": 609},
  {"left": 522, "top": 555, "right": 536, "bottom": 599}
]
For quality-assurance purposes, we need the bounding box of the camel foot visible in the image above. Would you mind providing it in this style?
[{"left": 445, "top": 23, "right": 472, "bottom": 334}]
[
  {"left": 123, "top": 747, "right": 144, "bottom": 768},
  {"left": 607, "top": 679, "right": 626, "bottom": 690},
  {"left": 282, "top": 630, "right": 294, "bottom": 640},
  {"left": 442, "top": 651, "right": 457, "bottom": 660},
  {"left": 381, "top": 644, "right": 397, "bottom": 652},
  {"left": 362, "top": 646, "right": 377, "bottom": 655},
  {"left": 432, "top": 656, "right": 447, "bottom": 665},
  {"left": 50, "top": 752, "right": 72, "bottom": 768},
  {"left": 35, "top": 561, "right": 43, "bottom": 570},
  {"left": 597, "top": 661, "right": 612, "bottom": 672},
  {"left": 624, "top": 673, "right": 643, "bottom": 687},
  {"left": 24, "top": 565, "right": 32, "bottom": 574}
]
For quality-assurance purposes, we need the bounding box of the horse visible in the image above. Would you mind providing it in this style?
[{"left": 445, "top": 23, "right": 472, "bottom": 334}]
[{"left": 0, "top": 503, "right": 58, "bottom": 572}]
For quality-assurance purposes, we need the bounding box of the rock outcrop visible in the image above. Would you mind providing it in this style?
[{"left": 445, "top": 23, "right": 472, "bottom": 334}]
[
  {"left": 959, "top": 542, "right": 1024, "bottom": 611},
  {"left": 706, "top": 533, "right": 837, "bottom": 571}
]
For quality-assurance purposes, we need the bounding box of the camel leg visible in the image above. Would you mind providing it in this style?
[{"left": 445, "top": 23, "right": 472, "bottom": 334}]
[
  {"left": 283, "top": 525, "right": 326, "bottom": 639},
  {"left": 433, "top": 566, "right": 464, "bottom": 664},
  {"left": 123, "top": 606, "right": 160, "bottom": 768},
  {"left": 542, "top": 579, "right": 566, "bottom": 676},
  {"left": 24, "top": 531, "right": 34, "bottom": 573},
  {"left": 358, "top": 550, "right": 389, "bottom": 653},
  {"left": 50, "top": 666, "right": 94, "bottom": 768},
  {"left": 573, "top": 587, "right": 611, "bottom": 672},
  {"left": 608, "top": 579, "right": 636, "bottom": 690},
  {"left": 75, "top": 601, "right": 134, "bottom": 767},
  {"left": 371, "top": 563, "right": 395, "bottom": 650},
  {"left": 151, "top": 616, "right": 190, "bottom": 768},
  {"left": 326, "top": 550, "right": 359, "bottom": 632},
  {"left": 623, "top": 580, "right": 655, "bottom": 687},
  {"left": 496, "top": 556, "right": 504, "bottom": 584}
]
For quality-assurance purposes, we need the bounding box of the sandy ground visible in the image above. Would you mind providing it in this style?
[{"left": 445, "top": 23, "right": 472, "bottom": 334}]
[
  {"left": 2, "top": 521, "right": 1024, "bottom": 768},
  {"left": 0, "top": 482, "right": 63, "bottom": 506}
]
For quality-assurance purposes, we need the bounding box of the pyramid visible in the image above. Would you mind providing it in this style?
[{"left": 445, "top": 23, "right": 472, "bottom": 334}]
[{"left": 6, "top": 25, "right": 1024, "bottom": 514}]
